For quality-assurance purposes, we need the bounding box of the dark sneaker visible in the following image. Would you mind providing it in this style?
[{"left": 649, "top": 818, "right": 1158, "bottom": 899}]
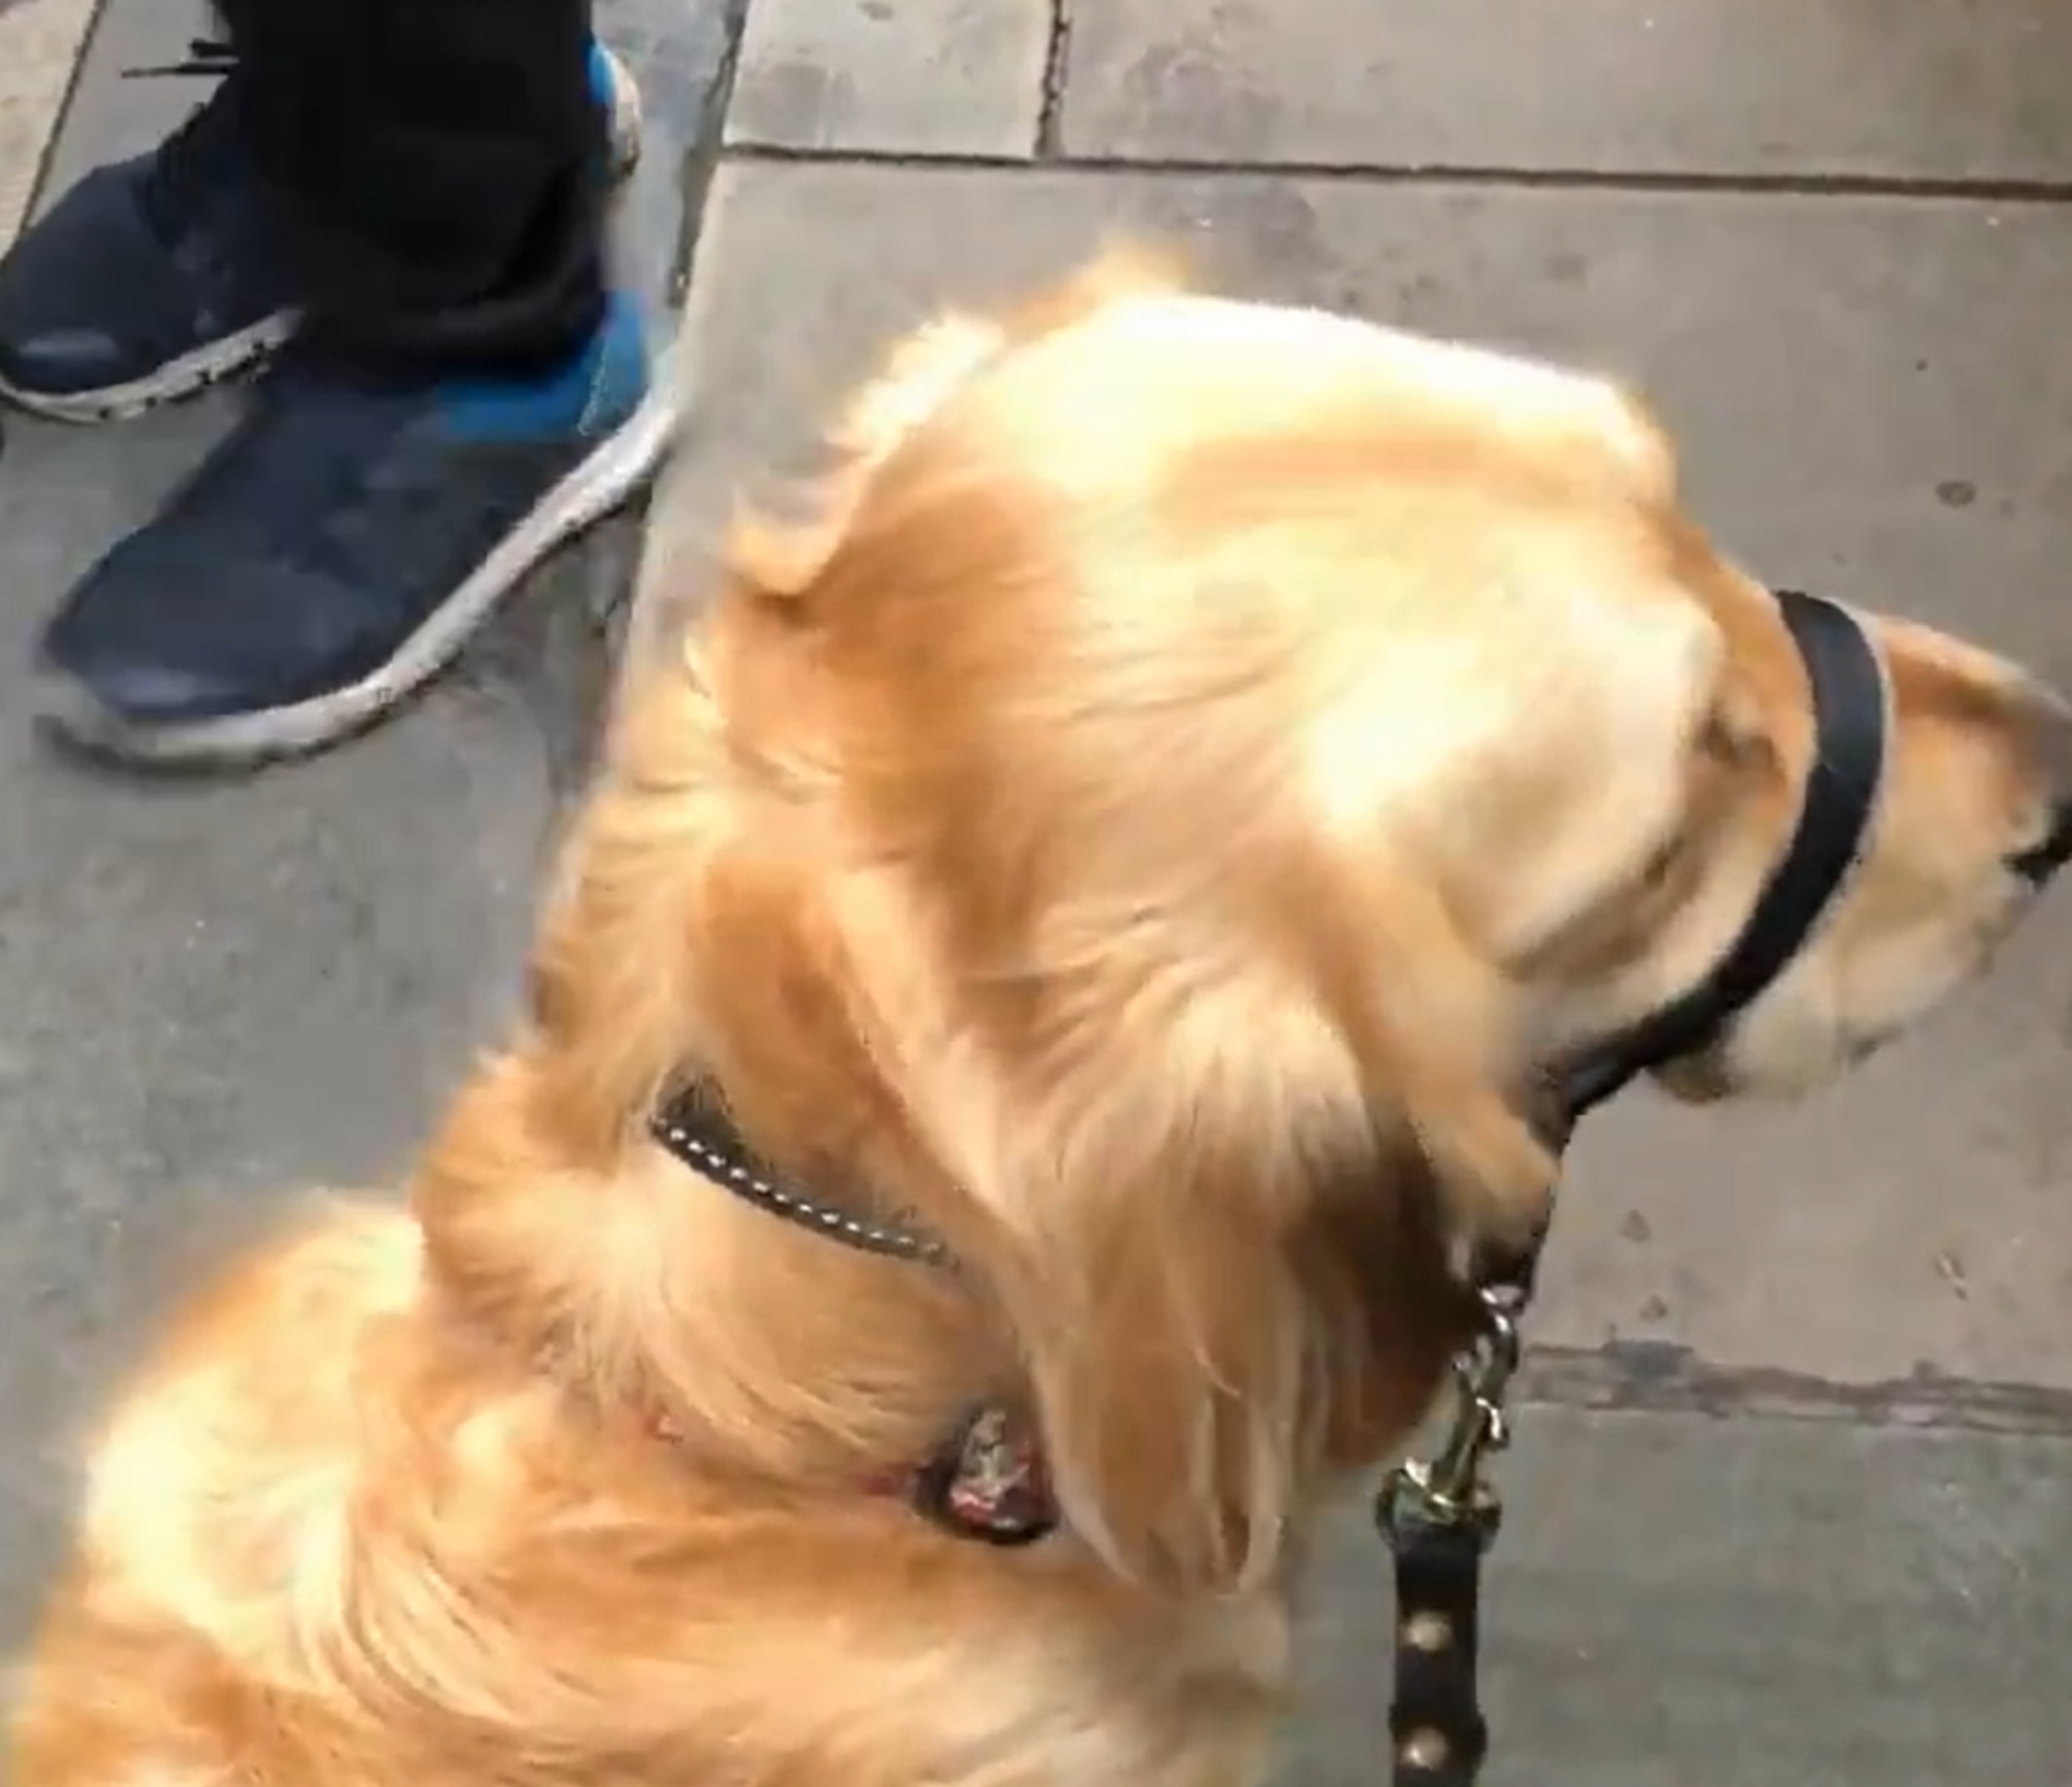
[
  {"left": 0, "top": 39, "right": 642, "bottom": 424},
  {"left": 37, "top": 291, "right": 679, "bottom": 765}
]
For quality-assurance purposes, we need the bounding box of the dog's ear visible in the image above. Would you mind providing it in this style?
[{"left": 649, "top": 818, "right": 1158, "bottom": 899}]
[
  {"left": 958, "top": 882, "right": 1535, "bottom": 1598},
  {"left": 954, "top": 855, "right": 1548, "bottom": 1600},
  {"left": 967, "top": 969, "right": 1381, "bottom": 1599}
]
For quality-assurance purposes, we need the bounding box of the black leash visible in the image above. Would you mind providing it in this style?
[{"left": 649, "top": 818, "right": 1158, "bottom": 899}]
[
  {"left": 1375, "top": 588, "right": 1890, "bottom": 1784},
  {"left": 1375, "top": 1281, "right": 1522, "bottom": 1784}
]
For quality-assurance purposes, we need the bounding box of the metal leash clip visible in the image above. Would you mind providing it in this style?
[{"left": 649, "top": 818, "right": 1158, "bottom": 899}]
[{"left": 1384, "top": 1283, "right": 1523, "bottom": 1533}]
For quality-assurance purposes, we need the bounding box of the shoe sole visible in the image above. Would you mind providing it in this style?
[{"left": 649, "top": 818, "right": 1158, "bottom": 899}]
[
  {"left": 0, "top": 310, "right": 299, "bottom": 423},
  {"left": 38, "top": 366, "right": 686, "bottom": 769},
  {"left": 2, "top": 46, "right": 644, "bottom": 428}
]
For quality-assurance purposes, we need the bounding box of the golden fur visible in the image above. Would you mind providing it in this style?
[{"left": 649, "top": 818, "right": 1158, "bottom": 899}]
[{"left": 13, "top": 254, "right": 2069, "bottom": 1787}]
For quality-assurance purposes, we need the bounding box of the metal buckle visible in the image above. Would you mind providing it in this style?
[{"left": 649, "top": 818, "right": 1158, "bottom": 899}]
[{"left": 1381, "top": 1284, "right": 1523, "bottom": 1536}]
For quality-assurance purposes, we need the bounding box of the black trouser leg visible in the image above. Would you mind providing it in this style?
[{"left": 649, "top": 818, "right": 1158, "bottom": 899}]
[{"left": 216, "top": 0, "right": 608, "bottom": 373}]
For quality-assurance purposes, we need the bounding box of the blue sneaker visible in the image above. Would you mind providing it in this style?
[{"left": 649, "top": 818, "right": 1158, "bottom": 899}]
[
  {"left": 37, "top": 292, "right": 679, "bottom": 765},
  {"left": 0, "top": 38, "right": 642, "bottom": 423}
]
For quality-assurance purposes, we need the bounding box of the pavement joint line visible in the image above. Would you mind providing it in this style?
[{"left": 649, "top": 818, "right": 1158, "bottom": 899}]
[
  {"left": 1521, "top": 1343, "right": 2072, "bottom": 1437},
  {"left": 661, "top": 0, "right": 755, "bottom": 310},
  {"left": 1034, "top": 0, "right": 1072, "bottom": 160},
  {"left": 719, "top": 138, "right": 2072, "bottom": 207}
]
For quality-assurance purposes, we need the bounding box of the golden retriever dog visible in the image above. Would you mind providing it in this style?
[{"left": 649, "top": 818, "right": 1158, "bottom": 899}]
[{"left": 12, "top": 254, "right": 2072, "bottom": 1787}]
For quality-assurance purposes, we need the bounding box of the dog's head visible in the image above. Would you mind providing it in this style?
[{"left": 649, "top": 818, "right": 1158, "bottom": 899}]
[{"left": 520, "top": 259, "right": 2070, "bottom": 1599}]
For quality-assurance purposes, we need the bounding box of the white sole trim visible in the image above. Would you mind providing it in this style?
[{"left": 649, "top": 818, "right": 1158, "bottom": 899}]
[{"left": 0, "top": 311, "right": 297, "bottom": 423}]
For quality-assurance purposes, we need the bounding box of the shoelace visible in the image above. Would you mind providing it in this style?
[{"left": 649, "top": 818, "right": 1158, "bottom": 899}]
[
  {"left": 119, "top": 38, "right": 242, "bottom": 238},
  {"left": 121, "top": 36, "right": 237, "bottom": 80}
]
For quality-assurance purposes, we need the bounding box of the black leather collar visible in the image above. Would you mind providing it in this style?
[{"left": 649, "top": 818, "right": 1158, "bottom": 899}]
[{"left": 1552, "top": 588, "right": 1890, "bottom": 1134}]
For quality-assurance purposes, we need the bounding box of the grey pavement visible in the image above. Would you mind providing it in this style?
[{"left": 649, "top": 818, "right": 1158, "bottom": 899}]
[
  {"left": 0, "top": 0, "right": 737, "bottom": 1633},
  {"left": 5, "top": 3, "right": 2072, "bottom": 1782}
]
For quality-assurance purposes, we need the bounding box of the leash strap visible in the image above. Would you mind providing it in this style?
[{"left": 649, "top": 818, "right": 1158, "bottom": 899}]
[
  {"left": 1383, "top": 1489, "right": 1495, "bottom": 1785},
  {"left": 1377, "top": 1281, "right": 1519, "bottom": 1787}
]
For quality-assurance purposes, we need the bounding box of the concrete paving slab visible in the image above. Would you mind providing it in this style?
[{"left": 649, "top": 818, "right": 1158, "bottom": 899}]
[
  {"left": 727, "top": 0, "right": 1052, "bottom": 157},
  {"left": 0, "top": 0, "right": 96, "bottom": 251},
  {"left": 36, "top": 0, "right": 206, "bottom": 205},
  {"left": 644, "top": 158, "right": 2072, "bottom": 1393},
  {"left": 0, "top": 0, "right": 734, "bottom": 1642},
  {"left": 1290, "top": 1411, "right": 2072, "bottom": 1787},
  {"left": 0, "top": 402, "right": 588, "bottom": 1641},
  {"left": 1059, "top": 0, "right": 2072, "bottom": 182}
]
